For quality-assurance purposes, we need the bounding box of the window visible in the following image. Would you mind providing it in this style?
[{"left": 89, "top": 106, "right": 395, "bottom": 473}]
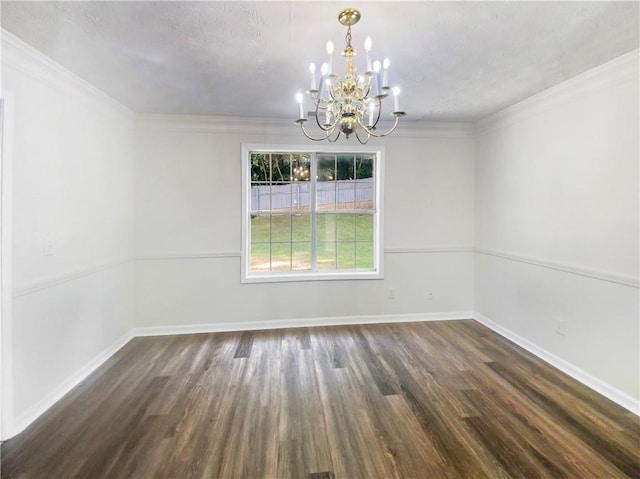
[{"left": 241, "top": 145, "right": 384, "bottom": 282}]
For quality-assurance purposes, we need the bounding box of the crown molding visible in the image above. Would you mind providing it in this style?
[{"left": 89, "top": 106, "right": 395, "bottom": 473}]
[
  {"left": 135, "top": 114, "right": 294, "bottom": 135},
  {"left": 476, "top": 49, "right": 639, "bottom": 134},
  {"left": 394, "top": 121, "right": 475, "bottom": 139},
  {"left": 1, "top": 29, "right": 134, "bottom": 124},
  {"left": 135, "top": 113, "right": 475, "bottom": 139}
]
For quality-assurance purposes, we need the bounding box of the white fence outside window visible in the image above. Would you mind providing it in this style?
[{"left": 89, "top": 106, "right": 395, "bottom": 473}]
[{"left": 250, "top": 178, "right": 374, "bottom": 211}]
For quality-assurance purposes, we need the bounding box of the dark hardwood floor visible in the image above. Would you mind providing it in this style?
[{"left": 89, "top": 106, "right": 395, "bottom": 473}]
[{"left": 1, "top": 320, "right": 638, "bottom": 478}]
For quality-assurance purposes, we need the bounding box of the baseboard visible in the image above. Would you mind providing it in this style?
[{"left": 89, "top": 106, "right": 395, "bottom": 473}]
[
  {"left": 8, "top": 310, "right": 636, "bottom": 440},
  {"left": 5, "top": 312, "right": 468, "bottom": 439},
  {"left": 7, "top": 330, "right": 134, "bottom": 440},
  {"left": 132, "top": 311, "right": 475, "bottom": 337},
  {"left": 474, "top": 313, "right": 640, "bottom": 415}
]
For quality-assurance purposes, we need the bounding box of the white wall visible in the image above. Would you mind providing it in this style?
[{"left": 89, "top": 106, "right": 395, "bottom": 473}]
[
  {"left": 133, "top": 119, "right": 476, "bottom": 331},
  {"left": 475, "top": 51, "right": 639, "bottom": 407},
  {"left": 1, "top": 32, "right": 136, "bottom": 436},
  {"left": 2, "top": 29, "right": 637, "bottom": 441}
]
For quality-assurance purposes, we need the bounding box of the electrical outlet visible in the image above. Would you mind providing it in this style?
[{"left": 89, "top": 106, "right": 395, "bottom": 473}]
[
  {"left": 555, "top": 318, "right": 566, "bottom": 336},
  {"left": 388, "top": 288, "right": 395, "bottom": 300},
  {"left": 426, "top": 290, "right": 434, "bottom": 300}
]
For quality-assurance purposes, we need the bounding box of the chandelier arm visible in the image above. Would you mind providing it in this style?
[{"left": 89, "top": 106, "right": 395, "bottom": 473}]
[
  {"left": 327, "top": 129, "right": 342, "bottom": 143},
  {"left": 298, "top": 121, "right": 336, "bottom": 142},
  {"left": 315, "top": 95, "right": 334, "bottom": 110},
  {"left": 356, "top": 115, "right": 400, "bottom": 138},
  {"left": 354, "top": 128, "right": 370, "bottom": 145},
  {"left": 371, "top": 97, "right": 382, "bottom": 129},
  {"left": 357, "top": 80, "right": 372, "bottom": 101},
  {"left": 328, "top": 84, "right": 338, "bottom": 102}
]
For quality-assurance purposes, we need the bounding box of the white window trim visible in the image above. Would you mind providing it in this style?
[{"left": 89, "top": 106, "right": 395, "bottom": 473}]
[{"left": 241, "top": 144, "right": 385, "bottom": 283}]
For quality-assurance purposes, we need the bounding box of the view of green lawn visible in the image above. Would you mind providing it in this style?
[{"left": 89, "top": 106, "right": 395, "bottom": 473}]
[{"left": 250, "top": 213, "right": 374, "bottom": 271}]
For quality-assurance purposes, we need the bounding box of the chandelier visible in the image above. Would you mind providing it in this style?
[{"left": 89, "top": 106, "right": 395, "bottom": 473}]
[{"left": 294, "top": 8, "right": 406, "bottom": 144}]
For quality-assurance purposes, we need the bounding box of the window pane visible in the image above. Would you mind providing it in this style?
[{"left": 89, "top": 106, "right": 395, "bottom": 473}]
[
  {"left": 337, "top": 180, "right": 355, "bottom": 210},
  {"left": 250, "top": 153, "right": 270, "bottom": 182},
  {"left": 317, "top": 155, "right": 336, "bottom": 210},
  {"left": 292, "top": 242, "right": 312, "bottom": 270},
  {"left": 268, "top": 183, "right": 292, "bottom": 212},
  {"left": 271, "top": 243, "right": 292, "bottom": 271},
  {"left": 246, "top": 149, "right": 380, "bottom": 280},
  {"left": 292, "top": 214, "right": 311, "bottom": 241},
  {"left": 270, "top": 214, "right": 291, "bottom": 242},
  {"left": 250, "top": 243, "right": 270, "bottom": 272},
  {"left": 317, "top": 214, "right": 336, "bottom": 242},
  {"left": 355, "top": 156, "right": 374, "bottom": 180},
  {"left": 268, "top": 154, "right": 290, "bottom": 212},
  {"left": 250, "top": 214, "right": 271, "bottom": 243},
  {"left": 317, "top": 242, "right": 336, "bottom": 269},
  {"left": 355, "top": 156, "right": 374, "bottom": 209},
  {"left": 337, "top": 155, "right": 354, "bottom": 180},
  {"left": 291, "top": 154, "right": 311, "bottom": 182},
  {"left": 291, "top": 153, "right": 311, "bottom": 212},
  {"left": 318, "top": 155, "right": 335, "bottom": 181},
  {"left": 250, "top": 183, "right": 271, "bottom": 211},
  {"left": 336, "top": 214, "right": 356, "bottom": 241},
  {"left": 271, "top": 153, "right": 291, "bottom": 182},
  {"left": 355, "top": 178, "right": 374, "bottom": 210},
  {"left": 291, "top": 181, "right": 310, "bottom": 212},
  {"left": 337, "top": 242, "right": 356, "bottom": 269},
  {"left": 355, "top": 214, "right": 373, "bottom": 241},
  {"left": 337, "top": 155, "right": 355, "bottom": 209},
  {"left": 356, "top": 242, "right": 374, "bottom": 269}
]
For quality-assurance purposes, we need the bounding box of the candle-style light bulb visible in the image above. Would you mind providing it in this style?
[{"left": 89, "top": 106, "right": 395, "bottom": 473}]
[
  {"left": 326, "top": 41, "right": 334, "bottom": 55},
  {"left": 296, "top": 90, "right": 304, "bottom": 120},
  {"left": 326, "top": 41, "right": 334, "bottom": 74},
  {"left": 368, "top": 101, "right": 375, "bottom": 126},
  {"left": 318, "top": 62, "right": 329, "bottom": 98},
  {"left": 372, "top": 60, "right": 382, "bottom": 97},
  {"left": 309, "top": 63, "right": 317, "bottom": 91},
  {"left": 325, "top": 109, "right": 332, "bottom": 126},
  {"left": 382, "top": 58, "right": 390, "bottom": 89},
  {"left": 392, "top": 86, "right": 400, "bottom": 113},
  {"left": 364, "top": 36, "right": 373, "bottom": 72}
]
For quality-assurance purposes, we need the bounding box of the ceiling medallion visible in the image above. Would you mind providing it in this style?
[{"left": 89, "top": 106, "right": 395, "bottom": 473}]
[{"left": 295, "top": 8, "right": 406, "bottom": 144}]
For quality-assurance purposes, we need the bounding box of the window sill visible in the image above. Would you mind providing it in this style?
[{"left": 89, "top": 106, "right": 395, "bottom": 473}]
[{"left": 241, "top": 269, "right": 383, "bottom": 284}]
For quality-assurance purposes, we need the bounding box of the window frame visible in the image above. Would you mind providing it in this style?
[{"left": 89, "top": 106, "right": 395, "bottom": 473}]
[{"left": 241, "top": 144, "right": 384, "bottom": 283}]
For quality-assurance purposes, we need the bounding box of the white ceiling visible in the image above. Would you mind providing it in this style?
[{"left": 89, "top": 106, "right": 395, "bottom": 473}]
[{"left": 1, "top": 1, "right": 638, "bottom": 122}]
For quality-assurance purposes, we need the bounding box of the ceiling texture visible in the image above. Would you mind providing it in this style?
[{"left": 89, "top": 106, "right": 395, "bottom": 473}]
[{"left": 1, "top": 1, "right": 638, "bottom": 122}]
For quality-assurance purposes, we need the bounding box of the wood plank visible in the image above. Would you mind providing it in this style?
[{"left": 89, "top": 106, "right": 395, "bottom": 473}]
[{"left": 1, "top": 320, "right": 638, "bottom": 479}]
